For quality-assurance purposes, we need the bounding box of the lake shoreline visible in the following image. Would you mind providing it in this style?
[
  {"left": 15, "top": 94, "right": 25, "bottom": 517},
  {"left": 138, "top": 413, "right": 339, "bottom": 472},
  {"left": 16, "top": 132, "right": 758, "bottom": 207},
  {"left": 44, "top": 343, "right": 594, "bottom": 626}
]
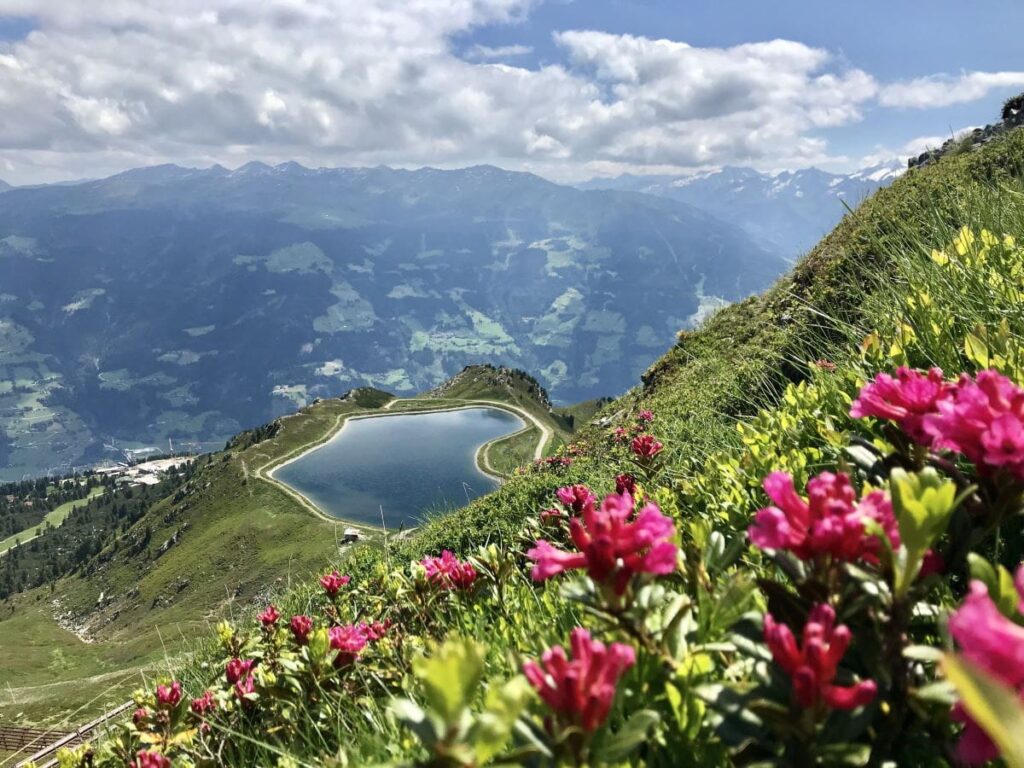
[{"left": 262, "top": 401, "right": 531, "bottom": 529}]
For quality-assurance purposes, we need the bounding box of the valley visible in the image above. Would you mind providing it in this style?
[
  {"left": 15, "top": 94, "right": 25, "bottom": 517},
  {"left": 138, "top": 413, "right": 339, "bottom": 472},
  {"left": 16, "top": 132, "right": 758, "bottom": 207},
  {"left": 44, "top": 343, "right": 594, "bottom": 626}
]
[{"left": 0, "top": 165, "right": 786, "bottom": 482}]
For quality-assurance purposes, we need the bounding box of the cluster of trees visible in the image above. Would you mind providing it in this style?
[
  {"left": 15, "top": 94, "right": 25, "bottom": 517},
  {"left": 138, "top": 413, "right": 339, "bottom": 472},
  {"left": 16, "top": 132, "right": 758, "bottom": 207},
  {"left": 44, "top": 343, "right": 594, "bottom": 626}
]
[
  {"left": 0, "top": 473, "right": 108, "bottom": 538},
  {"left": 0, "top": 465, "right": 194, "bottom": 600}
]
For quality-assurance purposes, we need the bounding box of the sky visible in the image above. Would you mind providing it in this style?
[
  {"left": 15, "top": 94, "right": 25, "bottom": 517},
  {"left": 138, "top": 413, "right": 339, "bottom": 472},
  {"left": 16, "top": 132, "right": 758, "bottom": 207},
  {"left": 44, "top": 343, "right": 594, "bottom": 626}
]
[{"left": 0, "top": 0, "right": 1022, "bottom": 185}]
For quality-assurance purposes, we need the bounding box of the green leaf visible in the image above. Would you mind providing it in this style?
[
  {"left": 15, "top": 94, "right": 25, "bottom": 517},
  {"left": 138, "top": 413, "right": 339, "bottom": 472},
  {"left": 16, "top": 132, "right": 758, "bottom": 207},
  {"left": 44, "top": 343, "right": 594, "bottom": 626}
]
[
  {"left": 472, "top": 676, "right": 534, "bottom": 764},
  {"left": 597, "top": 709, "right": 660, "bottom": 763},
  {"left": 943, "top": 655, "right": 1024, "bottom": 768},
  {"left": 968, "top": 553, "right": 1021, "bottom": 618},
  {"left": 965, "top": 329, "right": 991, "bottom": 368},
  {"left": 412, "top": 635, "right": 486, "bottom": 723},
  {"left": 888, "top": 468, "right": 963, "bottom": 597}
]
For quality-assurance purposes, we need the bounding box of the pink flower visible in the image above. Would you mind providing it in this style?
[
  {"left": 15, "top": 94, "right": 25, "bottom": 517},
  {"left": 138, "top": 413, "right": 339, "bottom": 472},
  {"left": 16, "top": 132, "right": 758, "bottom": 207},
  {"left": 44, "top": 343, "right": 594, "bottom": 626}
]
[
  {"left": 360, "top": 619, "right": 392, "bottom": 642},
  {"left": 155, "top": 681, "right": 182, "bottom": 709},
  {"left": 612, "top": 427, "right": 627, "bottom": 442},
  {"left": 556, "top": 484, "right": 597, "bottom": 515},
  {"left": 947, "top": 569, "right": 1024, "bottom": 765},
  {"left": 190, "top": 690, "right": 216, "bottom": 716},
  {"left": 540, "top": 507, "right": 564, "bottom": 524},
  {"left": 523, "top": 627, "right": 635, "bottom": 733},
  {"left": 290, "top": 614, "right": 313, "bottom": 645},
  {"left": 421, "top": 550, "right": 477, "bottom": 590},
  {"left": 850, "top": 366, "right": 953, "bottom": 445},
  {"left": 320, "top": 570, "right": 351, "bottom": 597},
  {"left": 764, "top": 604, "right": 877, "bottom": 711},
  {"left": 234, "top": 673, "right": 256, "bottom": 703},
  {"left": 527, "top": 493, "right": 678, "bottom": 595},
  {"left": 132, "top": 751, "right": 171, "bottom": 768},
  {"left": 258, "top": 604, "right": 281, "bottom": 626},
  {"left": 614, "top": 473, "right": 637, "bottom": 497},
  {"left": 132, "top": 707, "right": 149, "bottom": 726},
  {"left": 630, "top": 434, "right": 663, "bottom": 460},
  {"left": 329, "top": 624, "right": 369, "bottom": 666},
  {"left": 919, "top": 549, "right": 945, "bottom": 579},
  {"left": 925, "top": 370, "right": 1024, "bottom": 478},
  {"left": 748, "top": 471, "right": 899, "bottom": 564},
  {"left": 814, "top": 359, "right": 837, "bottom": 373},
  {"left": 637, "top": 409, "right": 654, "bottom": 423},
  {"left": 225, "top": 658, "right": 254, "bottom": 685}
]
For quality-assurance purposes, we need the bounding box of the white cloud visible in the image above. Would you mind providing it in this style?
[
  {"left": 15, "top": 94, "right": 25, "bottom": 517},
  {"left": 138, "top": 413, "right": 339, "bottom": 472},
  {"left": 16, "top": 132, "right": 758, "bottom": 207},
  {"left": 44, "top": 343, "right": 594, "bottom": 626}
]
[
  {"left": 0, "top": 3, "right": 1016, "bottom": 185},
  {"left": 880, "top": 71, "right": 1024, "bottom": 108},
  {"left": 465, "top": 43, "right": 533, "bottom": 60}
]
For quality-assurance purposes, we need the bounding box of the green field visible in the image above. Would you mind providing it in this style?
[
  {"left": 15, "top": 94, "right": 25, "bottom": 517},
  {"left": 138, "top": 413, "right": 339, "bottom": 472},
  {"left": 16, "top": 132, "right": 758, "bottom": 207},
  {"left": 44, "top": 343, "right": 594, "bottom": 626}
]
[{"left": 0, "top": 486, "right": 105, "bottom": 556}]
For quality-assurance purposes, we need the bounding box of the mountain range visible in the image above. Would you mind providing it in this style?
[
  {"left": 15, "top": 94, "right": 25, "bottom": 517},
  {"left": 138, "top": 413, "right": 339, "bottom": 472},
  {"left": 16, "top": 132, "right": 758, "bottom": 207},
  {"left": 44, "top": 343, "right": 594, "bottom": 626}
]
[
  {"left": 579, "top": 160, "right": 905, "bottom": 259},
  {"left": 0, "top": 162, "right": 786, "bottom": 479}
]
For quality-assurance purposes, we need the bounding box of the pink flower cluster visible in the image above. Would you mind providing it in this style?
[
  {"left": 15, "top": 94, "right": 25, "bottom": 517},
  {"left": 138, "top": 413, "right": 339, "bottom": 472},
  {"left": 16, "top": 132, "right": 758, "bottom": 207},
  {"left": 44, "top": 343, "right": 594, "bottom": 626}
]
[
  {"left": 132, "top": 751, "right": 170, "bottom": 768},
  {"left": 320, "top": 570, "right": 351, "bottom": 597},
  {"left": 748, "top": 471, "right": 899, "bottom": 564},
  {"left": 155, "top": 681, "right": 182, "bottom": 709},
  {"left": 764, "top": 604, "right": 877, "bottom": 710},
  {"left": 329, "top": 624, "right": 368, "bottom": 666},
  {"left": 421, "top": 550, "right": 477, "bottom": 590},
  {"left": 528, "top": 492, "right": 678, "bottom": 595},
  {"left": 947, "top": 566, "right": 1024, "bottom": 765},
  {"left": 290, "top": 614, "right": 313, "bottom": 644},
  {"left": 630, "top": 434, "right": 663, "bottom": 460},
  {"left": 556, "top": 484, "right": 597, "bottom": 515},
  {"left": 523, "top": 627, "right": 636, "bottom": 733},
  {"left": 851, "top": 366, "right": 953, "bottom": 444},
  {"left": 853, "top": 367, "right": 1024, "bottom": 478},
  {"left": 258, "top": 604, "right": 280, "bottom": 626}
]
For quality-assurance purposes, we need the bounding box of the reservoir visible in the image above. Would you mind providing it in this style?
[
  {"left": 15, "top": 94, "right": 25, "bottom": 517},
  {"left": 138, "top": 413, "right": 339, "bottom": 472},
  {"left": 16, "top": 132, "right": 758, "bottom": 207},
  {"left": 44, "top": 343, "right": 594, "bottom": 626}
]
[{"left": 272, "top": 406, "right": 524, "bottom": 528}]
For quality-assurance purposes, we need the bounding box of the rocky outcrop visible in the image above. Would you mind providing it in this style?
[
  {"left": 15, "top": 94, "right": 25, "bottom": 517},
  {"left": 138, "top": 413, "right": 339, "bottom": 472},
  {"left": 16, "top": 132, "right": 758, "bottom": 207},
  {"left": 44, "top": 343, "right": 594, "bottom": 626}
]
[{"left": 909, "top": 92, "right": 1024, "bottom": 170}]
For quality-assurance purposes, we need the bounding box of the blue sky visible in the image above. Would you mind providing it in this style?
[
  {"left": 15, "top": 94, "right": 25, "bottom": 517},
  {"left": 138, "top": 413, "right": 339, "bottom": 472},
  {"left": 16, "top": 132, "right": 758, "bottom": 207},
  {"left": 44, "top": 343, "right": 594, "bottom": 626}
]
[
  {"left": 454, "top": 0, "right": 1024, "bottom": 169},
  {"left": 0, "top": 1, "right": 1021, "bottom": 184}
]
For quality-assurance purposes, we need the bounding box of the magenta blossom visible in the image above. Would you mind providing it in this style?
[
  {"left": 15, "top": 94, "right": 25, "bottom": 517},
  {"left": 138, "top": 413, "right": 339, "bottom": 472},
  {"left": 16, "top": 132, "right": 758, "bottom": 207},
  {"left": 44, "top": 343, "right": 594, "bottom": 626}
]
[
  {"left": 329, "top": 624, "right": 369, "bottom": 666},
  {"left": 360, "top": 619, "right": 392, "bottom": 642},
  {"left": 748, "top": 471, "right": 899, "bottom": 564},
  {"left": 421, "top": 550, "right": 477, "bottom": 590},
  {"left": 630, "top": 434, "right": 663, "bottom": 460},
  {"left": 132, "top": 751, "right": 170, "bottom": 768},
  {"left": 764, "top": 604, "right": 877, "bottom": 711},
  {"left": 637, "top": 409, "right": 654, "bottom": 423},
  {"left": 947, "top": 567, "right": 1024, "bottom": 765},
  {"left": 225, "top": 658, "right": 254, "bottom": 685},
  {"left": 319, "top": 570, "right": 351, "bottom": 597},
  {"left": 258, "top": 604, "right": 281, "bottom": 626},
  {"left": 132, "top": 707, "right": 149, "bottom": 726},
  {"left": 540, "top": 507, "right": 564, "bottom": 524},
  {"left": 234, "top": 673, "right": 256, "bottom": 703},
  {"left": 523, "top": 627, "right": 636, "bottom": 733},
  {"left": 614, "top": 473, "right": 637, "bottom": 497},
  {"left": 155, "top": 681, "right": 182, "bottom": 709},
  {"left": 190, "top": 690, "right": 216, "bottom": 716},
  {"left": 528, "top": 492, "right": 678, "bottom": 595},
  {"left": 290, "top": 614, "right": 313, "bottom": 645},
  {"left": 850, "top": 367, "right": 953, "bottom": 444},
  {"left": 924, "top": 370, "right": 1024, "bottom": 478},
  {"left": 556, "top": 484, "right": 597, "bottom": 515}
]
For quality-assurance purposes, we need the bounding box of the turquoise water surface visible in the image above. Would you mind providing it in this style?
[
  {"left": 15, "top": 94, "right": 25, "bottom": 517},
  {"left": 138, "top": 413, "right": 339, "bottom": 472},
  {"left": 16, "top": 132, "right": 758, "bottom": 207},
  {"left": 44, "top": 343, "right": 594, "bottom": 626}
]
[{"left": 274, "top": 407, "right": 524, "bottom": 528}]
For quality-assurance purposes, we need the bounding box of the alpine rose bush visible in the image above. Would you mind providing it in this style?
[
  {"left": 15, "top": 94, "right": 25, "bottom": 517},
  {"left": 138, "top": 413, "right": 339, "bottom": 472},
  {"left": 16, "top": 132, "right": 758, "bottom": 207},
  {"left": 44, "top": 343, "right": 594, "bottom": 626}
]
[
  {"left": 528, "top": 492, "right": 678, "bottom": 595},
  {"left": 523, "top": 627, "right": 636, "bottom": 733},
  {"left": 850, "top": 366, "right": 953, "bottom": 444},
  {"left": 748, "top": 471, "right": 899, "bottom": 564},
  {"left": 763, "top": 604, "right": 877, "bottom": 711},
  {"left": 421, "top": 549, "right": 477, "bottom": 590}
]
